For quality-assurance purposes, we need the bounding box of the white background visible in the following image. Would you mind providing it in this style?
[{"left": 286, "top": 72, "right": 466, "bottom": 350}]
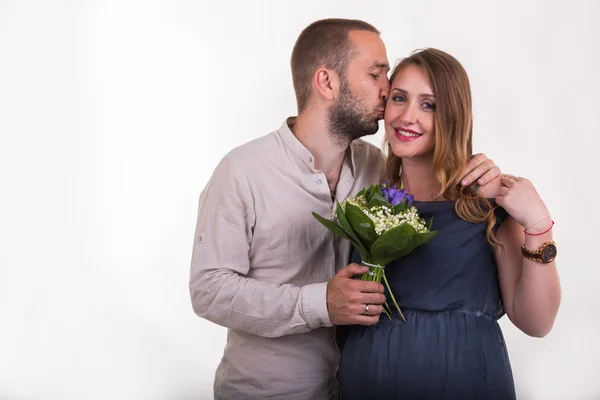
[{"left": 1, "top": 1, "right": 598, "bottom": 399}]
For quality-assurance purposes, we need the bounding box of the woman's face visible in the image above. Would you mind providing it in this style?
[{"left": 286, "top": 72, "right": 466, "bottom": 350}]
[{"left": 384, "top": 64, "right": 436, "bottom": 160}]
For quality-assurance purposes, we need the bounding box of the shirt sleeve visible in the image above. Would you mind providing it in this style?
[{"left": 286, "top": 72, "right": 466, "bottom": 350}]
[
  {"left": 188, "top": 155, "right": 333, "bottom": 338},
  {"left": 493, "top": 203, "right": 511, "bottom": 233}
]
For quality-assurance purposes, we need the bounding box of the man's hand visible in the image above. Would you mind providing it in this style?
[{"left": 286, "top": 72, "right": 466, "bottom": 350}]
[
  {"left": 458, "top": 153, "right": 501, "bottom": 189},
  {"left": 326, "top": 263, "right": 386, "bottom": 326}
]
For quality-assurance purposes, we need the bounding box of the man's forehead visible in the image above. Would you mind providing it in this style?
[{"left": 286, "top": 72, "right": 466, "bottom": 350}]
[
  {"left": 348, "top": 31, "right": 389, "bottom": 70},
  {"left": 355, "top": 58, "right": 390, "bottom": 73}
]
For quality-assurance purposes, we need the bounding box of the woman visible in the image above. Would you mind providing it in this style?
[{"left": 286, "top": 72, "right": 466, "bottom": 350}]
[{"left": 337, "top": 48, "right": 561, "bottom": 399}]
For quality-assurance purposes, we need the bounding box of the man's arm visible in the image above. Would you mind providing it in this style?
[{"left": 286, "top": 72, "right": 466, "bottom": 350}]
[
  {"left": 189, "top": 156, "right": 385, "bottom": 338},
  {"left": 189, "top": 155, "right": 330, "bottom": 338}
]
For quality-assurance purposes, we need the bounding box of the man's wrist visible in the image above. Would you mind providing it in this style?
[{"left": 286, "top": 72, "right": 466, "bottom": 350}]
[{"left": 300, "top": 282, "right": 334, "bottom": 329}]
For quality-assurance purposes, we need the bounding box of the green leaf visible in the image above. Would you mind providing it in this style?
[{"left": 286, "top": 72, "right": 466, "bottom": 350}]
[
  {"left": 355, "top": 187, "right": 367, "bottom": 198},
  {"left": 393, "top": 199, "right": 409, "bottom": 213},
  {"left": 354, "top": 247, "right": 371, "bottom": 264},
  {"left": 366, "top": 184, "right": 384, "bottom": 202},
  {"left": 335, "top": 201, "right": 369, "bottom": 259},
  {"left": 366, "top": 192, "right": 389, "bottom": 209},
  {"left": 312, "top": 211, "right": 370, "bottom": 262},
  {"left": 370, "top": 224, "right": 416, "bottom": 265},
  {"left": 370, "top": 224, "right": 438, "bottom": 266},
  {"left": 426, "top": 216, "right": 434, "bottom": 230},
  {"left": 345, "top": 203, "right": 379, "bottom": 248},
  {"left": 416, "top": 230, "right": 438, "bottom": 247},
  {"left": 311, "top": 212, "right": 353, "bottom": 243}
]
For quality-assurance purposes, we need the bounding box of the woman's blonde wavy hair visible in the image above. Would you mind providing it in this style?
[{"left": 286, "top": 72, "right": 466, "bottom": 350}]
[{"left": 383, "top": 48, "right": 499, "bottom": 246}]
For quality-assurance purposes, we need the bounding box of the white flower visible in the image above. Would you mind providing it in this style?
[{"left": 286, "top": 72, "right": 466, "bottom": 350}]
[
  {"left": 363, "top": 205, "right": 428, "bottom": 235},
  {"left": 337, "top": 192, "right": 429, "bottom": 236},
  {"left": 340, "top": 195, "right": 367, "bottom": 211}
]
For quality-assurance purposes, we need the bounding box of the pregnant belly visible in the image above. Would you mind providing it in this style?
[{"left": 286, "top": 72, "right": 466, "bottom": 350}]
[{"left": 337, "top": 309, "right": 515, "bottom": 400}]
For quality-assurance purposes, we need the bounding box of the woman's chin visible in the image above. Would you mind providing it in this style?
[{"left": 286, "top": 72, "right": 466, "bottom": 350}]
[{"left": 390, "top": 144, "right": 417, "bottom": 159}]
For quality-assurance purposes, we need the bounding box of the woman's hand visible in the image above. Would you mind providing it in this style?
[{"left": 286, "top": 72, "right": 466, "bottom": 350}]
[{"left": 496, "top": 174, "right": 550, "bottom": 231}]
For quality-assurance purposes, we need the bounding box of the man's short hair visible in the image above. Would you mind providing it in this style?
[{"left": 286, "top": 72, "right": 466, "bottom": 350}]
[{"left": 290, "top": 18, "right": 380, "bottom": 113}]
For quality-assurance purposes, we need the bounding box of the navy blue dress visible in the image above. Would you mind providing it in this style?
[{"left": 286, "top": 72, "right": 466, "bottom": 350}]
[{"left": 337, "top": 201, "right": 516, "bottom": 399}]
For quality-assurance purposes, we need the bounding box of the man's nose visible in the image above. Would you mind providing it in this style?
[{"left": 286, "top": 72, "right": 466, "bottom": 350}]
[{"left": 381, "top": 80, "right": 390, "bottom": 101}]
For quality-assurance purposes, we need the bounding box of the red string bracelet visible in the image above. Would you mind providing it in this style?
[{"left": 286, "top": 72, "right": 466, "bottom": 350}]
[{"left": 524, "top": 220, "right": 554, "bottom": 236}]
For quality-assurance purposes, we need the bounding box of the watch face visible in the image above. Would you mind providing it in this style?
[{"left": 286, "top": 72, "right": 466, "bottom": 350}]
[{"left": 542, "top": 244, "right": 557, "bottom": 262}]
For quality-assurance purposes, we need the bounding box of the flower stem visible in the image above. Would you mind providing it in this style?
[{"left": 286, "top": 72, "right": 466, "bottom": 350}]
[
  {"left": 381, "top": 271, "right": 407, "bottom": 323},
  {"left": 383, "top": 302, "right": 392, "bottom": 315},
  {"left": 381, "top": 305, "right": 392, "bottom": 319},
  {"left": 361, "top": 263, "right": 393, "bottom": 320}
]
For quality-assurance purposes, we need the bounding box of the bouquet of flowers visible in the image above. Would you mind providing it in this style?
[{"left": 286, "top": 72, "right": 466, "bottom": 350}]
[{"left": 312, "top": 182, "right": 437, "bottom": 322}]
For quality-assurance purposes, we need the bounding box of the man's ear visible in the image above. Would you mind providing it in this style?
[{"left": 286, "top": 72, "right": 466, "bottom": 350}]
[{"left": 313, "top": 68, "right": 339, "bottom": 103}]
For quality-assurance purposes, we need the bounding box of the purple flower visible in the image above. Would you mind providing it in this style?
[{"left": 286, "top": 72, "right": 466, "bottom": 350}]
[{"left": 381, "top": 185, "right": 414, "bottom": 206}]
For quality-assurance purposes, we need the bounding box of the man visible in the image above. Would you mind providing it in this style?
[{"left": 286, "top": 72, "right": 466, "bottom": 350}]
[{"left": 189, "top": 18, "right": 500, "bottom": 399}]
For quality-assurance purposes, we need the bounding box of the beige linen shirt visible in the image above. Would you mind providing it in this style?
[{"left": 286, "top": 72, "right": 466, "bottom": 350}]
[{"left": 189, "top": 117, "right": 385, "bottom": 399}]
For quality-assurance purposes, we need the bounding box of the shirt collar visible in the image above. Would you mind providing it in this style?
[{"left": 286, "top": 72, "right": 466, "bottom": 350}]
[{"left": 277, "top": 116, "right": 356, "bottom": 179}]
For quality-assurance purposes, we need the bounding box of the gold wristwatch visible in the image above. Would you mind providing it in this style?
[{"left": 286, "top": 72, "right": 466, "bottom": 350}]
[{"left": 521, "top": 241, "right": 557, "bottom": 263}]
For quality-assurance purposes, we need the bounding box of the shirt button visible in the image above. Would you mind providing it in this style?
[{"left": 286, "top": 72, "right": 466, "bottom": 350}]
[
  {"left": 308, "top": 156, "right": 313, "bottom": 163},
  {"left": 316, "top": 179, "right": 322, "bottom": 185}
]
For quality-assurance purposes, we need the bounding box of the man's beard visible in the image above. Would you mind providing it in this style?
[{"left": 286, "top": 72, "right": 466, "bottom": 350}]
[{"left": 327, "top": 78, "right": 382, "bottom": 147}]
